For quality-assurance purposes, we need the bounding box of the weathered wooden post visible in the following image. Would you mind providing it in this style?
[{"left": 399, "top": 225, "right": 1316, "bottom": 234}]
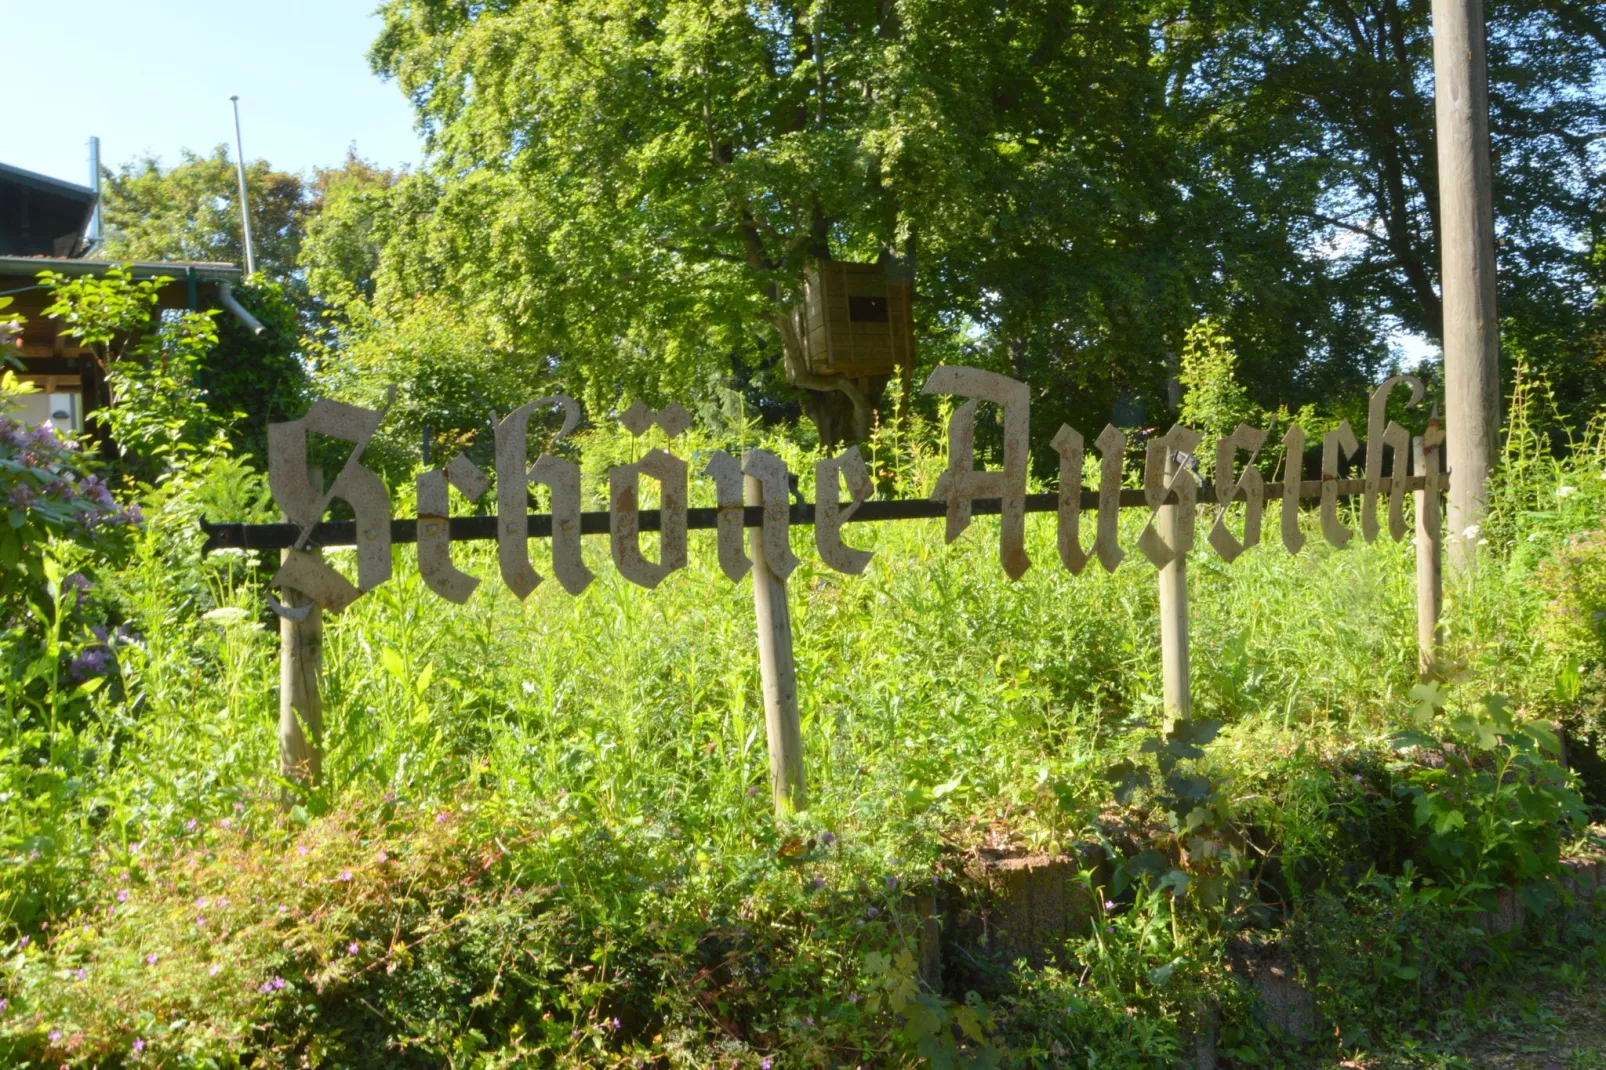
[
  {"left": 745, "top": 468, "right": 806, "bottom": 815},
  {"left": 278, "top": 555, "right": 324, "bottom": 791},
  {"left": 1432, "top": 0, "right": 1500, "bottom": 571},
  {"left": 1414, "top": 437, "right": 1444, "bottom": 681},
  {"left": 1158, "top": 450, "right": 1192, "bottom": 722},
  {"left": 279, "top": 466, "right": 324, "bottom": 794}
]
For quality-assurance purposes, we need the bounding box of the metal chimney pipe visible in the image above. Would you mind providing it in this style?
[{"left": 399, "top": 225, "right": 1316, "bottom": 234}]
[
  {"left": 87, "top": 136, "right": 103, "bottom": 251},
  {"left": 229, "top": 96, "right": 257, "bottom": 277}
]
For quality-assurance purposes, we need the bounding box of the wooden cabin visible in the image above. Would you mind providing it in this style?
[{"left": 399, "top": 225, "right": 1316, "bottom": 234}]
[
  {"left": 0, "top": 160, "right": 253, "bottom": 439},
  {"left": 790, "top": 260, "right": 915, "bottom": 381}
]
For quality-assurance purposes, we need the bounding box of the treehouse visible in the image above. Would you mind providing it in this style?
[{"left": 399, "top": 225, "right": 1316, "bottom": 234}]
[
  {"left": 790, "top": 260, "right": 914, "bottom": 381},
  {"left": 785, "top": 260, "right": 915, "bottom": 444}
]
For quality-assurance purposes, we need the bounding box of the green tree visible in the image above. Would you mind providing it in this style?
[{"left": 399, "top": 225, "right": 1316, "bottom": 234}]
[
  {"left": 300, "top": 151, "right": 400, "bottom": 310},
  {"left": 366, "top": 0, "right": 1605, "bottom": 444},
  {"left": 100, "top": 147, "right": 308, "bottom": 282},
  {"left": 366, "top": 0, "right": 1232, "bottom": 439}
]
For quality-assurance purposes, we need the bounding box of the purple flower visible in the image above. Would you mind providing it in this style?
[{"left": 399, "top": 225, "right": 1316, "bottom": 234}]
[
  {"left": 18, "top": 936, "right": 28, "bottom": 948},
  {"left": 608, "top": 1017, "right": 621, "bottom": 1032},
  {"left": 0, "top": 997, "right": 7, "bottom": 1011},
  {"left": 811, "top": 877, "right": 826, "bottom": 890},
  {"left": 116, "top": 889, "right": 128, "bottom": 903},
  {"left": 64, "top": 572, "right": 91, "bottom": 595},
  {"left": 68, "top": 647, "right": 111, "bottom": 681},
  {"left": 196, "top": 897, "right": 210, "bottom": 909},
  {"left": 885, "top": 876, "right": 899, "bottom": 892},
  {"left": 297, "top": 845, "right": 309, "bottom": 856},
  {"left": 762, "top": 1059, "right": 773, "bottom": 1069},
  {"left": 1103, "top": 900, "right": 1116, "bottom": 910},
  {"left": 74, "top": 967, "right": 87, "bottom": 980},
  {"left": 435, "top": 811, "right": 448, "bottom": 824},
  {"left": 820, "top": 832, "right": 836, "bottom": 846},
  {"left": 339, "top": 870, "right": 353, "bottom": 882},
  {"left": 219, "top": 818, "right": 232, "bottom": 829},
  {"left": 48, "top": 1028, "right": 61, "bottom": 1043},
  {"left": 866, "top": 906, "right": 880, "bottom": 919},
  {"left": 209, "top": 963, "right": 221, "bottom": 977},
  {"left": 185, "top": 818, "right": 198, "bottom": 831},
  {"left": 145, "top": 952, "right": 158, "bottom": 965},
  {"left": 348, "top": 941, "right": 359, "bottom": 956},
  {"left": 132, "top": 1037, "right": 145, "bottom": 1053}
]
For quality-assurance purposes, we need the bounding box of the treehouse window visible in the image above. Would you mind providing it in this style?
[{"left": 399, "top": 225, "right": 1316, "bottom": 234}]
[{"left": 848, "top": 295, "right": 889, "bottom": 323}]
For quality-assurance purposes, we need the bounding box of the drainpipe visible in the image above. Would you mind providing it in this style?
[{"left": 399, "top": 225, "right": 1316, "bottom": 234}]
[{"left": 218, "top": 281, "right": 266, "bottom": 335}]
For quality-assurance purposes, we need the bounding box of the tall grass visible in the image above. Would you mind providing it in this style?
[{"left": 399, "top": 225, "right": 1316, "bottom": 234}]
[{"left": 4, "top": 384, "right": 1602, "bottom": 1066}]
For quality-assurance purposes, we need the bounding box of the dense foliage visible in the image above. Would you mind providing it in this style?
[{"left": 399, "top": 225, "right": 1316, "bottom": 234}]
[{"left": 359, "top": 0, "right": 1605, "bottom": 430}]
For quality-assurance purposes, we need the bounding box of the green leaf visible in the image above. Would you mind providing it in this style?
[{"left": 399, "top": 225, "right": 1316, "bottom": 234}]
[
  {"left": 1148, "top": 959, "right": 1181, "bottom": 986},
  {"left": 1408, "top": 681, "right": 1444, "bottom": 725}
]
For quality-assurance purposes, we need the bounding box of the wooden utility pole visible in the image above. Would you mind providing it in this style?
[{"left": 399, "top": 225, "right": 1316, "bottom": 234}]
[{"left": 1431, "top": 0, "right": 1500, "bottom": 571}]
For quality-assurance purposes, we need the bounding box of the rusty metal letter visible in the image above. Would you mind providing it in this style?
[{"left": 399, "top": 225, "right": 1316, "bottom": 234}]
[
  {"left": 1138, "top": 426, "right": 1202, "bottom": 568},
  {"left": 1321, "top": 421, "right": 1362, "bottom": 548},
  {"left": 815, "top": 446, "right": 874, "bottom": 575},
  {"left": 1364, "top": 374, "right": 1425, "bottom": 543},
  {"left": 1207, "top": 423, "right": 1267, "bottom": 563},
  {"left": 1281, "top": 424, "right": 1307, "bottom": 555},
  {"left": 416, "top": 454, "right": 490, "bottom": 603},
  {"left": 922, "top": 366, "right": 1031, "bottom": 580},
  {"left": 610, "top": 450, "right": 689, "bottom": 589},
  {"left": 741, "top": 448, "right": 799, "bottom": 581},
  {"left": 267, "top": 394, "right": 394, "bottom": 612},
  {"left": 704, "top": 449, "right": 750, "bottom": 582},
  {"left": 496, "top": 396, "right": 586, "bottom": 599}
]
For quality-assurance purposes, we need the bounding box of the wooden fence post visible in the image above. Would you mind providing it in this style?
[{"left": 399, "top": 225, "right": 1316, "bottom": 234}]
[
  {"left": 746, "top": 471, "right": 806, "bottom": 816},
  {"left": 1414, "top": 438, "right": 1443, "bottom": 681},
  {"left": 1159, "top": 451, "right": 1192, "bottom": 723},
  {"left": 279, "top": 466, "right": 324, "bottom": 795}
]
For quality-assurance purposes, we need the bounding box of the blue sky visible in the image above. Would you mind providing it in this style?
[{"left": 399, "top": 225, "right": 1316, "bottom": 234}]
[{"left": 7, "top": 1, "right": 422, "bottom": 186}]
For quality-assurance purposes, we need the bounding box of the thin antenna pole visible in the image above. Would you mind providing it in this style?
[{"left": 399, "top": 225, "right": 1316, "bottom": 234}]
[
  {"left": 87, "top": 136, "right": 103, "bottom": 251},
  {"left": 230, "top": 95, "right": 257, "bottom": 277}
]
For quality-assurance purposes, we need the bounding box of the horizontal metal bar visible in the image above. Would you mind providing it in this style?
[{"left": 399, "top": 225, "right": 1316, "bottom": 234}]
[{"left": 199, "top": 476, "right": 1442, "bottom": 553}]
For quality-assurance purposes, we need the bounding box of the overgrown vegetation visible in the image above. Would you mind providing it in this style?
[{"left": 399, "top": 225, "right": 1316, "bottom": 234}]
[{"left": 2, "top": 264, "right": 1603, "bottom": 1064}]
